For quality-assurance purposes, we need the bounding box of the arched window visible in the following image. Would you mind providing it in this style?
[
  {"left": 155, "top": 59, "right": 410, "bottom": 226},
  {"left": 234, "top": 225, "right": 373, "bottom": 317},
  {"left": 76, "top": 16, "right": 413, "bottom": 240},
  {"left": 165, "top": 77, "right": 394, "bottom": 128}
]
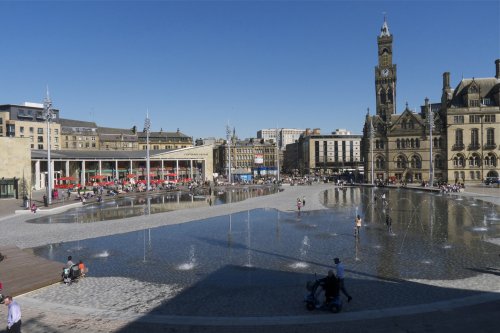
[
  {"left": 410, "top": 155, "right": 421, "bottom": 169},
  {"left": 438, "top": 137, "right": 444, "bottom": 148},
  {"left": 468, "top": 154, "right": 480, "bottom": 167},
  {"left": 433, "top": 137, "right": 438, "bottom": 148},
  {"left": 410, "top": 138, "right": 415, "bottom": 148},
  {"left": 401, "top": 120, "right": 407, "bottom": 129},
  {"left": 375, "top": 156, "right": 385, "bottom": 169},
  {"left": 387, "top": 88, "right": 393, "bottom": 103},
  {"left": 406, "top": 139, "right": 410, "bottom": 148},
  {"left": 490, "top": 154, "right": 496, "bottom": 167},
  {"left": 415, "top": 138, "right": 420, "bottom": 148},
  {"left": 453, "top": 154, "right": 465, "bottom": 167},
  {"left": 408, "top": 119, "right": 414, "bottom": 129},
  {"left": 484, "top": 154, "right": 497, "bottom": 167},
  {"left": 396, "top": 139, "right": 401, "bottom": 149},
  {"left": 396, "top": 155, "right": 407, "bottom": 169}
]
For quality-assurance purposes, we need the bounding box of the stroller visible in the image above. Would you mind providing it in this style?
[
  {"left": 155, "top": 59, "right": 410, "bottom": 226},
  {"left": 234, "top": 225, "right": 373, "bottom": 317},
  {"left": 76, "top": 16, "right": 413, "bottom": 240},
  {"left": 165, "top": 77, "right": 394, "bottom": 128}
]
[
  {"left": 62, "top": 265, "right": 81, "bottom": 285},
  {"left": 304, "top": 274, "right": 343, "bottom": 313}
]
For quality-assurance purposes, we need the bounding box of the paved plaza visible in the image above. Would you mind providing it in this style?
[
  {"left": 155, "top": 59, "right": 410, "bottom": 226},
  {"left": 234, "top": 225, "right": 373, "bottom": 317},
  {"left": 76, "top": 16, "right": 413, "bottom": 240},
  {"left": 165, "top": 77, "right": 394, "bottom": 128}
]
[{"left": 0, "top": 183, "right": 499, "bottom": 332}]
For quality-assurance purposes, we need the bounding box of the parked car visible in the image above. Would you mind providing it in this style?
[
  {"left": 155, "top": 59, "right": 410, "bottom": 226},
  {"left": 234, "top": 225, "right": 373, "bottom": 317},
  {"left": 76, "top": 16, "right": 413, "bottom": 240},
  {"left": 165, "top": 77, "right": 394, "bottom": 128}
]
[{"left": 484, "top": 177, "right": 499, "bottom": 185}]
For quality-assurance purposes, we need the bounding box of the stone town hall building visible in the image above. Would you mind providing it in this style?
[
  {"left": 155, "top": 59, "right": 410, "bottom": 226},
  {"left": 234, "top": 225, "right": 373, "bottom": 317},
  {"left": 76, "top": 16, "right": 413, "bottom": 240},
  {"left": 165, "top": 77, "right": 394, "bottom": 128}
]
[{"left": 362, "top": 19, "right": 500, "bottom": 184}]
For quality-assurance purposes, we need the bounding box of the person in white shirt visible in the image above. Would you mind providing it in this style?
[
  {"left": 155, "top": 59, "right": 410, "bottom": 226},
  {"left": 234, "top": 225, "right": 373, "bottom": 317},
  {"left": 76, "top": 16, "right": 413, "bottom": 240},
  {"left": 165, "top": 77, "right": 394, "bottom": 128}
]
[
  {"left": 4, "top": 296, "right": 21, "bottom": 332},
  {"left": 334, "top": 257, "right": 352, "bottom": 302}
]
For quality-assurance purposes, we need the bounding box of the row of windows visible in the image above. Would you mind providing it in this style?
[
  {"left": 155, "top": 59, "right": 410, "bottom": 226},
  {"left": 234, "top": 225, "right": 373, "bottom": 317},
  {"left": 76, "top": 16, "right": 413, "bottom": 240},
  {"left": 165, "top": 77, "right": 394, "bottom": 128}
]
[
  {"left": 469, "top": 100, "right": 480, "bottom": 107},
  {"left": 65, "top": 135, "right": 97, "bottom": 141},
  {"left": 452, "top": 154, "right": 497, "bottom": 167},
  {"left": 141, "top": 145, "right": 189, "bottom": 150},
  {"left": 65, "top": 142, "right": 97, "bottom": 148},
  {"left": 455, "top": 128, "right": 496, "bottom": 146},
  {"left": 15, "top": 126, "right": 60, "bottom": 135},
  {"left": 33, "top": 136, "right": 59, "bottom": 143},
  {"left": 393, "top": 173, "right": 423, "bottom": 181},
  {"left": 455, "top": 115, "right": 496, "bottom": 124},
  {"left": 31, "top": 144, "right": 60, "bottom": 150},
  {"left": 396, "top": 138, "right": 420, "bottom": 149},
  {"left": 469, "top": 115, "right": 496, "bottom": 123},
  {"left": 374, "top": 154, "right": 498, "bottom": 170},
  {"left": 374, "top": 155, "right": 446, "bottom": 169}
]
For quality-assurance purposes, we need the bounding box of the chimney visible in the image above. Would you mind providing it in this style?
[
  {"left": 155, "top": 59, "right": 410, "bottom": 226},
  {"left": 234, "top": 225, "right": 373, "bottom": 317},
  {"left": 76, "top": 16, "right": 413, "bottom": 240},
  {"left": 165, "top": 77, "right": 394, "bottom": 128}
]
[
  {"left": 495, "top": 59, "right": 500, "bottom": 79},
  {"left": 443, "top": 72, "right": 450, "bottom": 89}
]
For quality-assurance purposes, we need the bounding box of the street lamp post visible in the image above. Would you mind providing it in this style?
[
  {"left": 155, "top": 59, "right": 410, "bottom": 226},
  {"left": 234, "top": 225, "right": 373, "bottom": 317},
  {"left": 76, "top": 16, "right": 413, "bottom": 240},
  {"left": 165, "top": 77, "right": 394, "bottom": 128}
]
[
  {"left": 426, "top": 98, "right": 436, "bottom": 188},
  {"left": 144, "top": 111, "right": 151, "bottom": 191},
  {"left": 226, "top": 124, "right": 232, "bottom": 183},
  {"left": 369, "top": 109, "right": 375, "bottom": 185},
  {"left": 427, "top": 100, "right": 434, "bottom": 187},
  {"left": 43, "top": 88, "right": 54, "bottom": 205},
  {"left": 275, "top": 126, "right": 280, "bottom": 183}
]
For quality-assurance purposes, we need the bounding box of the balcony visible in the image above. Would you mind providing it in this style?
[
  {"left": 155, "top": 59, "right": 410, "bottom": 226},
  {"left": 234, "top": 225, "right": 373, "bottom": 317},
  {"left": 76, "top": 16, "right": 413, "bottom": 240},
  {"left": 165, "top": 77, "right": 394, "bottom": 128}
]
[
  {"left": 452, "top": 143, "right": 465, "bottom": 150},
  {"left": 467, "top": 143, "right": 480, "bottom": 150},
  {"left": 483, "top": 143, "right": 497, "bottom": 150}
]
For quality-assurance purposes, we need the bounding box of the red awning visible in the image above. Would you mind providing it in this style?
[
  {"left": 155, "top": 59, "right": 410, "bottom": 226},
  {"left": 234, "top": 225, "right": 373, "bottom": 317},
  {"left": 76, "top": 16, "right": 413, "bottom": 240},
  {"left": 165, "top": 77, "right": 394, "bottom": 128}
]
[{"left": 57, "top": 176, "right": 76, "bottom": 181}]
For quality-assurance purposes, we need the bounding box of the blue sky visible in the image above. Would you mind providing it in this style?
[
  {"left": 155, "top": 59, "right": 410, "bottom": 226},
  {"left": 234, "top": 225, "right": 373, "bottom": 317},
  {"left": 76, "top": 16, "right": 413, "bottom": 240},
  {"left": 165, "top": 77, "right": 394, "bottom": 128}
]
[{"left": 0, "top": 0, "right": 499, "bottom": 139}]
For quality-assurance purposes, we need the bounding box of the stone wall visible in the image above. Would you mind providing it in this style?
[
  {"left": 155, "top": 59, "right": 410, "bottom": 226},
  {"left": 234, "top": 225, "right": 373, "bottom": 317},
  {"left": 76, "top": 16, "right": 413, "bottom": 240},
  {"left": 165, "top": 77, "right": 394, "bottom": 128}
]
[{"left": 0, "top": 136, "right": 32, "bottom": 189}]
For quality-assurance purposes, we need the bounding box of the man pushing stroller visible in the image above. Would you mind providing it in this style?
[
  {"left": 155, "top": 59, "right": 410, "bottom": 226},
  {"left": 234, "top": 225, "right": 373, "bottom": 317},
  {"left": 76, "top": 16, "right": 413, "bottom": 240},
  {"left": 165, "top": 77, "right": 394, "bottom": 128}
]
[{"left": 304, "top": 270, "right": 343, "bottom": 313}]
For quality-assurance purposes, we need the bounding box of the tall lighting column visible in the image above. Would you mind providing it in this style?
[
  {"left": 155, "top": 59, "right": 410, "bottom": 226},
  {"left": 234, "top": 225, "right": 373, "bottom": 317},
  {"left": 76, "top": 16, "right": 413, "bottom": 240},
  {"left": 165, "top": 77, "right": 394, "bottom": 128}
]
[
  {"left": 226, "top": 124, "right": 232, "bottom": 183},
  {"left": 275, "top": 126, "right": 280, "bottom": 183},
  {"left": 427, "top": 99, "right": 434, "bottom": 188},
  {"left": 369, "top": 109, "right": 375, "bottom": 185},
  {"left": 43, "top": 89, "right": 54, "bottom": 205},
  {"left": 144, "top": 111, "right": 151, "bottom": 191}
]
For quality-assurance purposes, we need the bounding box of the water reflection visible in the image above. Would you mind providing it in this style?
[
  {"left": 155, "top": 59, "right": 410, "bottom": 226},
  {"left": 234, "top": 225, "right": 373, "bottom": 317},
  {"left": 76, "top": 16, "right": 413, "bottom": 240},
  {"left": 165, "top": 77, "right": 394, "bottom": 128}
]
[
  {"left": 27, "top": 186, "right": 279, "bottom": 224},
  {"left": 32, "top": 187, "right": 500, "bottom": 292}
]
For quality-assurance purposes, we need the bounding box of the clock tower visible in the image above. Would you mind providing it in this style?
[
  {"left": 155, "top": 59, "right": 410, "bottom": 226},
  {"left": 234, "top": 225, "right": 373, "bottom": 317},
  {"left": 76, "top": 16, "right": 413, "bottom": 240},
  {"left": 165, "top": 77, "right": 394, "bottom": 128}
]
[{"left": 375, "top": 18, "right": 397, "bottom": 121}]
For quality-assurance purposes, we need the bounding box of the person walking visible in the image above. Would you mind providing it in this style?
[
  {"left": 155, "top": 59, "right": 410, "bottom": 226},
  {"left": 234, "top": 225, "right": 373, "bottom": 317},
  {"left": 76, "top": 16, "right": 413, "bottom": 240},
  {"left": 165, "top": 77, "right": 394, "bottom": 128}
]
[
  {"left": 4, "top": 296, "right": 21, "bottom": 333},
  {"left": 333, "top": 257, "right": 352, "bottom": 302},
  {"left": 355, "top": 214, "right": 362, "bottom": 237},
  {"left": 386, "top": 214, "right": 393, "bottom": 234},
  {"left": 302, "top": 196, "right": 306, "bottom": 207},
  {"left": 296, "top": 198, "right": 302, "bottom": 212}
]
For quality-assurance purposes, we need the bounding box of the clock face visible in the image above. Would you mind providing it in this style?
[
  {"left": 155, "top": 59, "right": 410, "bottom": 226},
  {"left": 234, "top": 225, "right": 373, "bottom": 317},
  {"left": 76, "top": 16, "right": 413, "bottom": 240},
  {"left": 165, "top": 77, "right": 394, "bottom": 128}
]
[{"left": 382, "top": 68, "right": 389, "bottom": 77}]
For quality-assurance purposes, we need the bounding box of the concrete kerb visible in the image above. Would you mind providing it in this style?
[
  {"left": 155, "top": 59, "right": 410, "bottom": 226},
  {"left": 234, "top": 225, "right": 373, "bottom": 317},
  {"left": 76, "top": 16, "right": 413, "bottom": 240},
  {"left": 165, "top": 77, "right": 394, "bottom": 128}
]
[{"left": 14, "top": 202, "right": 82, "bottom": 215}]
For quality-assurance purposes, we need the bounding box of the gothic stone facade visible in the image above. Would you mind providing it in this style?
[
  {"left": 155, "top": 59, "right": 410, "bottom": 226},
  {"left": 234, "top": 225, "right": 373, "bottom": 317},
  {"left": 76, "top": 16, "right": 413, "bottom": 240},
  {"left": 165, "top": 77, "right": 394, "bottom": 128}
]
[
  {"left": 442, "top": 61, "right": 500, "bottom": 182},
  {"left": 363, "top": 19, "right": 500, "bottom": 184}
]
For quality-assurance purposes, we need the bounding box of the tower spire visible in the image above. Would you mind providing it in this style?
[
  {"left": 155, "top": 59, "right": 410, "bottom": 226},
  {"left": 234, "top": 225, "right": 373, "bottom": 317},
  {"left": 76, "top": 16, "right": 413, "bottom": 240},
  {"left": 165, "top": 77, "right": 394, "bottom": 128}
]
[{"left": 380, "top": 14, "right": 391, "bottom": 37}]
